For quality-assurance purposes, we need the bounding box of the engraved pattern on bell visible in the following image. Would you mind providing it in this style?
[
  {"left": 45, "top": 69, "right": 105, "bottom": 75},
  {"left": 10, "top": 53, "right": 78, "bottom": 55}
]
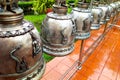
[
  {"left": 0, "top": 0, "right": 45, "bottom": 79},
  {"left": 91, "top": 8, "right": 102, "bottom": 30},
  {"left": 0, "top": 20, "right": 45, "bottom": 80},
  {"left": 72, "top": 8, "right": 92, "bottom": 39},
  {"left": 98, "top": 5, "right": 109, "bottom": 24},
  {"left": 41, "top": 12, "right": 75, "bottom": 56}
]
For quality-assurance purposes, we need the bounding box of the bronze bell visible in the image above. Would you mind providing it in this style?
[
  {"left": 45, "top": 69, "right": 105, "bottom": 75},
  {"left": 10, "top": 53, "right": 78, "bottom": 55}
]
[
  {"left": 98, "top": 3, "right": 109, "bottom": 24},
  {"left": 91, "top": 8, "right": 102, "bottom": 29},
  {"left": 72, "top": 2, "right": 92, "bottom": 39},
  {"left": 116, "top": 1, "right": 120, "bottom": 12},
  {"left": 117, "top": 1, "right": 120, "bottom": 9},
  {"left": 106, "top": 5, "right": 114, "bottom": 21},
  {"left": 114, "top": 2, "right": 120, "bottom": 14},
  {"left": 41, "top": 0, "right": 75, "bottom": 56},
  {"left": 0, "top": 0, "right": 45, "bottom": 80},
  {"left": 91, "top": 1, "right": 103, "bottom": 30},
  {"left": 110, "top": 3, "right": 118, "bottom": 17}
]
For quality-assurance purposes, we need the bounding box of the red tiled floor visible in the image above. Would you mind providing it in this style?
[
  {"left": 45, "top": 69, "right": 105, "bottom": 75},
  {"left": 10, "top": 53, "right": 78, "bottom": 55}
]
[
  {"left": 61, "top": 58, "right": 75, "bottom": 67},
  {"left": 43, "top": 70, "right": 62, "bottom": 80},
  {"left": 54, "top": 62, "right": 70, "bottom": 74},
  {"left": 41, "top": 17, "right": 120, "bottom": 80},
  {"left": 42, "top": 64, "right": 52, "bottom": 76},
  {"left": 72, "top": 74, "right": 90, "bottom": 80},
  {"left": 88, "top": 72, "right": 100, "bottom": 80},
  {"left": 40, "top": 78, "right": 47, "bottom": 80},
  {"left": 117, "top": 65, "right": 120, "bottom": 80},
  {"left": 98, "top": 75, "right": 112, "bottom": 80}
]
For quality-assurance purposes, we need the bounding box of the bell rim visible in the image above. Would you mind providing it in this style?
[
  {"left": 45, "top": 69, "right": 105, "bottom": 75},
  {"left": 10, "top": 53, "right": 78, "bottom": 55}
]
[{"left": 43, "top": 44, "right": 74, "bottom": 57}]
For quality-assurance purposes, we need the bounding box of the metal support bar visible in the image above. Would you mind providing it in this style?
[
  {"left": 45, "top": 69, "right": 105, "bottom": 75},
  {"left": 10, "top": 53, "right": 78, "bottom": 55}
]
[
  {"left": 77, "top": 39, "right": 84, "bottom": 70},
  {"left": 103, "top": 21, "right": 108, "bottom": 33}
]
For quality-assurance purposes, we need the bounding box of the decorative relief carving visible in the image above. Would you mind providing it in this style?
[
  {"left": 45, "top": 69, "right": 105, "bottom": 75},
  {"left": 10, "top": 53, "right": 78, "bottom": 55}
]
[
  {"left": 0, "top": 23, "right": 34, "bottom": 38},
  {"left": 43, "top": 44, "right": 74, "bottom": 53},
  {"left": 29, "top": 32, "right": 42, "bottom": 57},
  {"left": 10, "top": 45, "right": 28, "bottom": 73}
]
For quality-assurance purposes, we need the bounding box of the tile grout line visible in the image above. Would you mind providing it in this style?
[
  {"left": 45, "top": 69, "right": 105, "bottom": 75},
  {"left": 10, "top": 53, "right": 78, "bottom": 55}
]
[{"left": 43, "top": 57, "right": 66, "bottom": 77}]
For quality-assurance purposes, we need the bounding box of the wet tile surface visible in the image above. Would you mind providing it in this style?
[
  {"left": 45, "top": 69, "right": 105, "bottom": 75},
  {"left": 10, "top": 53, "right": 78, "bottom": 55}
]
[{"left": 41, "top": 18, "right": 120, "bottom": 80}]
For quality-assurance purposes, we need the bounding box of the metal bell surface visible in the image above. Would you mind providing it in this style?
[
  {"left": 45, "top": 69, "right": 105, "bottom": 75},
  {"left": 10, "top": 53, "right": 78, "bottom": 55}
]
[
  {"left": 41, "top": 0, "right": 75, "bottom": 56},
  {"left": 106, "top": 5, "right": 114, "bottom": 21},
  {"left": 0, "top": 1, "right": 45, "bottom": 80},
  {"left": 117, "top": 1, "right": 120, "bottom": 12},
  {"left": 98, "top": 4, "right": 109, "bottom": 24},
  {"left": 91, "top": 7, "right": 102, "bottom": 29},
  {"left": 72, "top": 7, "right": 92, "bottom": 39},
  {"left": 72, "top": 2, "right": 92, "bottom": 39},
  {"left": 116, "top": 1, "right": 120, "bottom": 12},
  {"left": 110, "top": 3, "right": 118, "bottom": 16},
  {"left": 114, "top": 2, "right": 120, "bottom": 13}
]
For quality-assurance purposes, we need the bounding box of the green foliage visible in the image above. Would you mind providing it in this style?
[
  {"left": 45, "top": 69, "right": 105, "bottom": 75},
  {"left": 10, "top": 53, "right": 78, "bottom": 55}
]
[
  {"left": 68, "top": 8, "right": 72, "bottom": 13},
  {"left": 67, "top": 0, "right": 75, "bottom": 3},
  {"left": 43, "top": 54, "right": 54, "bottom": 62},
  {"left": 33, "top": 0, "right": 54, "bottom": 14},
  {"left": 78, "top": 0, "right": 91, "bottom": 2},
  {"left": 85, "top": 0, "right": 91, "bottom": 3},
  {"left": 74, "top": 0, "right": 79, "bottom": 7},
  {"left": 18, "top": 1, "right": 34, "bottom": 14},
  {"left": 18, "top": 1, "right": 33, "bottom": 8},
  {"left": 67, "top": 0, "right": 92, "bottom": 7},
  {"left": 67, "top": 0, "right": 79, "bottom": 7},
  {"left": 67, "top": 0, "right": 91, "bottom": 4}
]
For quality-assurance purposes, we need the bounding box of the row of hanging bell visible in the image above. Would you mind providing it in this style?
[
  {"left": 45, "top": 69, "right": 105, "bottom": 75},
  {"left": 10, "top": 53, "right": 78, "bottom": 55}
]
[
  {"left": 0, "top": 0, "right": 45, "bottom": 80},
  {"left": 41, "top": 0, "right": 120, "bottom": 57}
]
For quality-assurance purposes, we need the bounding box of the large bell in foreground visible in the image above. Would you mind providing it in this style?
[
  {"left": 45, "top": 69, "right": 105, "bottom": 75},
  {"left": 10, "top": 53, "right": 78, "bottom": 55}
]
[
  {"left": 41, "top": 0, "right": 75, "bottom": 56},
  {"left": 0, "top": 1, "right": 45, "bottom": 80},
  {"left": 72, "top": 2, "right": 92, "bottom": 39}
]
